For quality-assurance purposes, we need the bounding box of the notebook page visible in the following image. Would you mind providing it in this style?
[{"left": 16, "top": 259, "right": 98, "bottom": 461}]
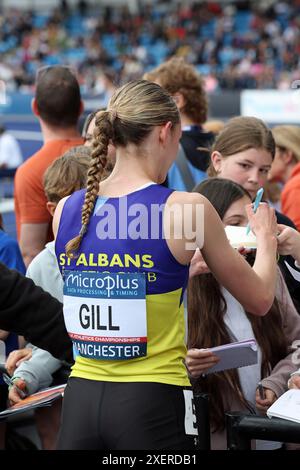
[{"left": 267, "top": 390, "right": 300, "bottom": 423}]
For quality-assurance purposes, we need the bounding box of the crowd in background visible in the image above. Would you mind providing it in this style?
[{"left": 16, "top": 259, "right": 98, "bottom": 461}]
[{"left": 1, "top": 0, "right": 300, "bottom": 94}]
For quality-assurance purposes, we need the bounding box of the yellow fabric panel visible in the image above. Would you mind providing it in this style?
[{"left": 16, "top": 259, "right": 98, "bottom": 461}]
[{"left": 71, "top": 287, "right": 190, "bottom": 386}]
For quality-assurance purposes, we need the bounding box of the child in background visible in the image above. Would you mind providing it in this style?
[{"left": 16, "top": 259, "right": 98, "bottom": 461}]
[
  {"left": 186, "top": 178, "right": 300, "bottom": 450},
  {"left": 0, "top": 214, "right": 25, "bottom": 273},
  {"left": 7, "top": 145, "right": 91, "bottom": 449},
  {"left": 208, "top": 116, "right": 300, "bottom": 313},
  {"left": 269, "top": 125, "right": 300, "bottom": 230}
]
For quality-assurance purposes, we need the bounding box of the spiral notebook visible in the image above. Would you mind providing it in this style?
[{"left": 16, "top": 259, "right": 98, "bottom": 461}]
[{"left": 207, "top": 339, "right": 258, "bottom": 374}]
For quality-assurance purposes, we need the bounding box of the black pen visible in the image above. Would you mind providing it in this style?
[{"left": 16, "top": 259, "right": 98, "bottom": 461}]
[
  {"left": 258, "top": 381, "right": 265, "bottom": 400},
  {"left": 2, "top": 373, "right": 27, "bottom": 399}
]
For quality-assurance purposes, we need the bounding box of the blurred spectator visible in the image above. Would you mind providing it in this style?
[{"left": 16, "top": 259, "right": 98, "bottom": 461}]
[
  {"left": 0, "top": 125, "right": 22, "bottom": 170},
  {"left": 203, "top": 120, "right": 225, "bottom": 135},
  {"left": 270, "top": 125, "right": 300, "bottom": 231},
  {"left": 0, "top": 213, "right": 25, "bottom": 273},
  {"left": 145, "top": 57, "right": 214, "bottom": 190},
  {"left": 263, "top": 181, "right": 282, "bottom": 212},
  {"left": 93, "top": 67, "right": 117, "bottom": 107},
  {"left": 14, "top": 65, "right": 84, "bottom": 267}
]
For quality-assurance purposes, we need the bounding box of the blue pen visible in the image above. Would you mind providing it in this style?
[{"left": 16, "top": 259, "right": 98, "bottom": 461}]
[{"left": 246, "top": 188, "right": 264, "bottom": 235}]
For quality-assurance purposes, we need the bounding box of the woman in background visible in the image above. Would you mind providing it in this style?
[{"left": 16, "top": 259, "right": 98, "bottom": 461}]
[
  {"left": 208, "top": 116, "right": 300, "bottom": 312},
  {"left": 269, "top": 125, "right": 300, "bottom": 231},
  {"left": 186, "top": 178, "right": 300, "bottom": 450}
]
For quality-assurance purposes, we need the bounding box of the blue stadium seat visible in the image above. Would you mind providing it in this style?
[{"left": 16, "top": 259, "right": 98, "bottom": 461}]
[
  {"left": 234, "top": 12, "right": 252, "bottom": 33},
  {"left": 195, "top": 64, "right": 211, "bottom": 75},
  {"left": 66, "top": 14, "right": 88, "bottom": 36},
  {"left": 64, "top": 48, "right": 86, "bottom": 63},
  {"left": 149, "top": 42, "right": 168, "bottom": 64},
  {"left": 43, "top": 56, "right": 62, "bottom": 66},
  {"left": 139, "top": 34, "right": 152, "bottom": 47},
  {"left": 33, "top": 14, "right": 50, "bottom": 29},
  {"left": 200, "top": 20, "right": 216, "bottom": 39}
]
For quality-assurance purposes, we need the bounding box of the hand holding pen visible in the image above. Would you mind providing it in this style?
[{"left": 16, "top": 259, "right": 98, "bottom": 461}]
[
  {"left": 2, "top": 371, "right": 27, "bottom": 400},
  {"left": 245, "top": 189, "right": 278, "bottom": 240},
  {"left": 8, "top": 377, "right": 28, "bottom": 405},
  {"left": 256, "top": 383, "right": 277, "bottom": 414},
  {"left": 246, "top": 188, "right": 264, "bottom": 235},
  {"left": 258, "top": 381, "right": 265, "bottom": 400}
]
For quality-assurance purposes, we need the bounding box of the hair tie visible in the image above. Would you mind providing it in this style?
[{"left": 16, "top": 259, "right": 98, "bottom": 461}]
[{"left": 79, "top": 224, "right": 87, "bottom": 238}]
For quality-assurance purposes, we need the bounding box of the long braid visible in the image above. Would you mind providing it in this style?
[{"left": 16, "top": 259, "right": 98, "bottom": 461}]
[
  {"left": 65, "top": 80, "right": 180, "bottom": 257},
  {"left": 65, "top": 110, "right": 113, "bottom": 257}
]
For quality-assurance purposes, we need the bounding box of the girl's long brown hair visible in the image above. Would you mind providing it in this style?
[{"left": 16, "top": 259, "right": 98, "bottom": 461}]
[{"left": 188, "top": 178, "right": 287, "bottom": 431}]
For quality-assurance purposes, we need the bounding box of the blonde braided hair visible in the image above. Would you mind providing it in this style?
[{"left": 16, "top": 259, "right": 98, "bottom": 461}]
[{"left": 66, "top": 110, "right": 114, "bottom": 257}]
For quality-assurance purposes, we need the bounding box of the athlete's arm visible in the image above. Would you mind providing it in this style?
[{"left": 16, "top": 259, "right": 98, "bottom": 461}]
[{"left": 165, "top": 192, "right": 277, "bottom": 316}]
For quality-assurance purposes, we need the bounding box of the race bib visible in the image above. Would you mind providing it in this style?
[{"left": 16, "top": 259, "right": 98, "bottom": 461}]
[
  {"left": 63, "top": 271, "right": 147, "bottom": 360},
  {"left": 183, "top": 390, "right": 198, "bottom": 436}
]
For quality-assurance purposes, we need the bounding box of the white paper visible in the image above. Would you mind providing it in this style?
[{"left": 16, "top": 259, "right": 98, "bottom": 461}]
[
  {"left": 225, "top": 225, "right": 257, "bottom": 249},
  {"left": 267, "top": 389, "right": 300, "bottom": 424},
  {"left": 284, "top": 261, "right": 300, "bottom": 283}
]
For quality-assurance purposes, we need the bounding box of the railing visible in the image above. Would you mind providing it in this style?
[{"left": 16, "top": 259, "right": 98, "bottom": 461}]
[
  {"left": 226, "top": 412, "right": 300, "bottom": 450},
  {"left": 194, "top": 393, "right": 211, "bottom": 450}
]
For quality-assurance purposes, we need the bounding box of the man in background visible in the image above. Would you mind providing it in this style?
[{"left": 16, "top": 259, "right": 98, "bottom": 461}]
[{"left": 14, "top": 66, "right": 84, "bottom": 267}]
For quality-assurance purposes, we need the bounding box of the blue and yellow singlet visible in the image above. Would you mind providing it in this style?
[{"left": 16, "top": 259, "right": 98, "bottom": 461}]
[{"left": 55, "top": 184, "right": 190, "bottom": 386}]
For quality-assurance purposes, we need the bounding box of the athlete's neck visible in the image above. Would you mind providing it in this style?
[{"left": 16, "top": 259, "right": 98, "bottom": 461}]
[{"left": 99, "top": 155, "right": 159, "bottom": 197}]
